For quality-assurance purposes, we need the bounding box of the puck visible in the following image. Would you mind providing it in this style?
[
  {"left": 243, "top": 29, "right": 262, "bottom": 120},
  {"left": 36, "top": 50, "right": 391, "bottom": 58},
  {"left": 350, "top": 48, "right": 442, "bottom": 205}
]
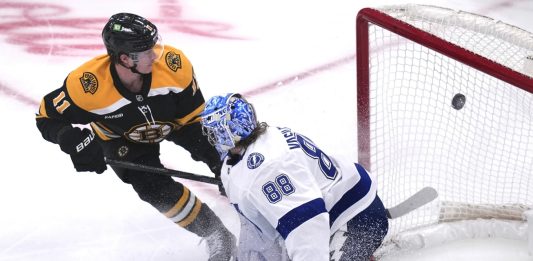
[{"left": 452, "top": 93, "right": 466, "bottom": 110}]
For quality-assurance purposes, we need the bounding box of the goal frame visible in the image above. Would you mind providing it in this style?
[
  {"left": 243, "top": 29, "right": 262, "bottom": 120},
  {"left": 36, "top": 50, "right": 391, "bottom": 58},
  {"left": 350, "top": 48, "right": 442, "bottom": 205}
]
[{"left": 356, "top": 7, "right": 533, "bottom": 169}]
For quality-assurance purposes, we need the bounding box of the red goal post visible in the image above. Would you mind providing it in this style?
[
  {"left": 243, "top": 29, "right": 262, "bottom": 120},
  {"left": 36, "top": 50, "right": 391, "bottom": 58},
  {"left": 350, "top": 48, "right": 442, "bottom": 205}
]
[{"left": 356, "top": 4, "right": 533, "bottom": 254}]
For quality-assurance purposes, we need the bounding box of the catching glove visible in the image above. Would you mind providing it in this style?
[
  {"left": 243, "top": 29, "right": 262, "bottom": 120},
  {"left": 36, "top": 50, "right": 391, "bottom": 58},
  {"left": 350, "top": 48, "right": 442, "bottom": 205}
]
[{"left": 58, "top": 127, "right": 107, "bottom": 174}]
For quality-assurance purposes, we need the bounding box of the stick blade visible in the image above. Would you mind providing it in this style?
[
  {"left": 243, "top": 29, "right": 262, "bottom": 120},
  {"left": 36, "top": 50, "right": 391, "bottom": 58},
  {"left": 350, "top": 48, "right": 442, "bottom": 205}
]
[{"left": 386, "top": 187, "right": 438, "bottom": 219}]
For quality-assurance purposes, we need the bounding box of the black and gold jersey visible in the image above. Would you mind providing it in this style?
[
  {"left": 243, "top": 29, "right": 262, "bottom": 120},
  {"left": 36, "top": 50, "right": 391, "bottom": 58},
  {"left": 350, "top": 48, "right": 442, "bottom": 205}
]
[{"left": 36, "top": 45, "right": 205, "bottom": 144}]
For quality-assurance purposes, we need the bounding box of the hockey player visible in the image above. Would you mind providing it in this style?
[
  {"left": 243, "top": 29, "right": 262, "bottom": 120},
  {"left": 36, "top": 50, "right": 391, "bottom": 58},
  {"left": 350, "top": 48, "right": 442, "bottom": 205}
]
[
  {"left": 35, "top": 13, "right": 235, "bottom": 261},
  {"left": 200, "top": 93, "right": 389, "bottom": 261}
]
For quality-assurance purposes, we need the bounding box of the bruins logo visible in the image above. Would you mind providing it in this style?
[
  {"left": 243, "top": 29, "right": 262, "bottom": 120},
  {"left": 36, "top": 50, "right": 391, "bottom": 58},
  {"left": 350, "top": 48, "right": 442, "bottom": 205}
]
[
  {"left": 165, "top": 52, "right": 182, "bottom": 72},
  {"left": 125, "top": 121, "right": 175, "bottom": 143},
  {"left": 79, "top": 72, "right": 98, "bottom": 94}
]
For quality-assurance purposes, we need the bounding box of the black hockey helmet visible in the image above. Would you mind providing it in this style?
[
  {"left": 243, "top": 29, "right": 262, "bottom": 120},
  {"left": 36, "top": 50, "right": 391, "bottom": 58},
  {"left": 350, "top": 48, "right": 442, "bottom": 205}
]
[{"left": 102, "top": 13, "right": 161, "bottom": 62}]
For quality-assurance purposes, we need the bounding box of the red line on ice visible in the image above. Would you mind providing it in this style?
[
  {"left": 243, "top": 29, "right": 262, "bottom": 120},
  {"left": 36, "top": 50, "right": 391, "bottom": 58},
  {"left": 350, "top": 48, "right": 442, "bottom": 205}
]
[{"left": 0, "top": 81, "right": 38, "bottom": 107}]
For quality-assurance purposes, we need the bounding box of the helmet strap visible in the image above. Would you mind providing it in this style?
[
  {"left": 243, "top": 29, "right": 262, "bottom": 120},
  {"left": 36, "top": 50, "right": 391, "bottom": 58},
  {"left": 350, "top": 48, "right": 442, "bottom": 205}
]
[
  {"left": 129, "top": 63, "right": 143, "bottom": 75},
  {"left": 116, "top": 56, "right": 146, "bottom": 75}
]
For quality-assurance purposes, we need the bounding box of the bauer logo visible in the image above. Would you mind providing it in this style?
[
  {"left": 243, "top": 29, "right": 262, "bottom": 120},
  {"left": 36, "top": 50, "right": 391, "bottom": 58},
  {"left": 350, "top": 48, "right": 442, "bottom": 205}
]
[
  {"left": 79, "top": 72, "right": 98, "bottom": 94},
  {"left": 247, "top": 152, "right": 265, "bottom": 169},
  {"left": 165, "top": 52, "right": 182, "bottom": 72}
]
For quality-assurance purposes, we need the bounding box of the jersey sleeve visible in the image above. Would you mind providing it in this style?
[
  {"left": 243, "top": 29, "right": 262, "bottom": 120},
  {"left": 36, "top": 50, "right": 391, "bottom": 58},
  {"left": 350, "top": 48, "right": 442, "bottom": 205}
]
[
  {"left": 35, "top": 79, "right": 95, "bottom": 144},
  {"left": 246, "top": 158, "right": 331, "bottom": 261}
]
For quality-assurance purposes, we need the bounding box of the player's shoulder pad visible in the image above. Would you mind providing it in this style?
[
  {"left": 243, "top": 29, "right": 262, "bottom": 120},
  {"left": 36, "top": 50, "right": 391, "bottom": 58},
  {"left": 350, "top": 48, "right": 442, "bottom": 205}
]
[
  {"left": 65, "top": 54, "right": 123, "bottom": 112},
  {"left": 151, "top": 45, "right": 194, "bottom": 90}
]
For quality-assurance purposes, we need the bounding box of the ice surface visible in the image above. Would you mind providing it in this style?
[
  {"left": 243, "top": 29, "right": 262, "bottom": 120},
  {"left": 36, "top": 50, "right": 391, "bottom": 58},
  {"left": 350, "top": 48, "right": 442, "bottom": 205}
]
[{"left": 0, "top": 0, "right": 531, "bottom": 260}]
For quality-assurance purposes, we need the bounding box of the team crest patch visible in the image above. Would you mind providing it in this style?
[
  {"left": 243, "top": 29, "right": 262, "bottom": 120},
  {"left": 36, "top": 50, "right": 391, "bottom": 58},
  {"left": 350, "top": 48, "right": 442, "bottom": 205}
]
[
  {"left": 79, "top": 72, "right": 98, "bottom": 94},
  {"left": 165, "top": 52, "right": 182, "bottom": 72},
  {"left": 247, "top": 152, "right": 265, "bottom": 169}
]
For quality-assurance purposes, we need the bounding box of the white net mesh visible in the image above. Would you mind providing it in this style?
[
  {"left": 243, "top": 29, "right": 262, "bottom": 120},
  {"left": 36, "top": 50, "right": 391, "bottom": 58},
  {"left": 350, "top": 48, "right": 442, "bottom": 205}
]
[{"left": 358, "top": 4, "right": 533, "bottom": 243}]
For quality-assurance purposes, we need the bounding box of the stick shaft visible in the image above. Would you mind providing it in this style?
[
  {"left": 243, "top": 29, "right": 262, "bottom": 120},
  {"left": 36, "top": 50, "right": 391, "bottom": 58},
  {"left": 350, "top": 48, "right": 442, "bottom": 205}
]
[
  {"left": 106, "top": 159, "right": 221, "bottom": 185},
  {"left": 108, "top": 160, "right": 436, "bottom": 216}
]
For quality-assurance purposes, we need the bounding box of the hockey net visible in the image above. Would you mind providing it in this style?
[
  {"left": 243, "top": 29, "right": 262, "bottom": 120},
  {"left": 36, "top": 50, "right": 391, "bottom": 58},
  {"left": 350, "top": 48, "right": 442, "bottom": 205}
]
[{"left": 356, "top": 4, "right": 533, "bottom": 256}]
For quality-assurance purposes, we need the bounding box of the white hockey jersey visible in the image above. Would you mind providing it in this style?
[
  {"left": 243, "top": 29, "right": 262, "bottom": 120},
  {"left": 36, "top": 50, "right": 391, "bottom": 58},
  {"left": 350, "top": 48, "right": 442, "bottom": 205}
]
[{"left": 220, "top": 126, "right": 377, "bottom": 261}]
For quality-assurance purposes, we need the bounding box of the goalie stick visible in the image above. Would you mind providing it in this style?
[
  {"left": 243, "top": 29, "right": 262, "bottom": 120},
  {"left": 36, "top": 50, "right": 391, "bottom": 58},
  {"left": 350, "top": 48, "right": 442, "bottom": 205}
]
[
  {"left": 105, "top": 159, "right": 221, "bottom": 185},
  {"left": 386, "top": 187, "right": 438, "bottom": 219}
]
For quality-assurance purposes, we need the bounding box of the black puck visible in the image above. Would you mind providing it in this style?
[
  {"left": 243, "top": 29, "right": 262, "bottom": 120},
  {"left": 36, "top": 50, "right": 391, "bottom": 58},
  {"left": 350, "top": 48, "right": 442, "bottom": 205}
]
[{"left": 452, "top": 93, "right": 466, "bottom": 110}]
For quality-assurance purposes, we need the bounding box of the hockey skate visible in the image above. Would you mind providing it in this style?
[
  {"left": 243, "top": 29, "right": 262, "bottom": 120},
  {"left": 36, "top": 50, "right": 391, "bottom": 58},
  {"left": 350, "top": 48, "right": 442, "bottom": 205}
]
[{"left": 204, "top": 227, "right": 237, "bottom": 261}]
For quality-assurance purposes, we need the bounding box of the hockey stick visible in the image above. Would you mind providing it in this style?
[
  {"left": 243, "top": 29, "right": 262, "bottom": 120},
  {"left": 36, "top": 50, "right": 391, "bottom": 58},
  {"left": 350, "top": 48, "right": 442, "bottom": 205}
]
[
  {"left": 107, "top": 159, "right": 435, "bottom": 214},
  {"left": 105, "top": 159, "right": 221, "bottom": 185},
  {"left": 386, "top": 187, "right": 438, "bottom": 219}
]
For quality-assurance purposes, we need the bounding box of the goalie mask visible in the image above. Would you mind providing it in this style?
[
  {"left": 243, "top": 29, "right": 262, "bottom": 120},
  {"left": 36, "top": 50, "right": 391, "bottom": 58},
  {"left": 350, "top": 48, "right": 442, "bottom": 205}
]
[{"left": 201, "top": 93, "right": 257, "bottom": 157}]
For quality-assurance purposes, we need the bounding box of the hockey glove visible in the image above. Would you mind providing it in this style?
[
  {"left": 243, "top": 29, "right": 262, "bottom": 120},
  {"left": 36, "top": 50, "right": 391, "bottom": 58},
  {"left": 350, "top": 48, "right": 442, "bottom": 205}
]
[{"left": 58, "top": 127, "right": 107, "bottom": 174}]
